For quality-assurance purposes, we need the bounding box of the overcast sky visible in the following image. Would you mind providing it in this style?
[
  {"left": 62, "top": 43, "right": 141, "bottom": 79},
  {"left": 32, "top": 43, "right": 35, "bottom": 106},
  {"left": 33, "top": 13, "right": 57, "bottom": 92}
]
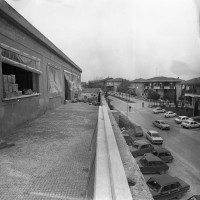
[{"left": 5, "top": 0, "right": 200, "bottom": 82}]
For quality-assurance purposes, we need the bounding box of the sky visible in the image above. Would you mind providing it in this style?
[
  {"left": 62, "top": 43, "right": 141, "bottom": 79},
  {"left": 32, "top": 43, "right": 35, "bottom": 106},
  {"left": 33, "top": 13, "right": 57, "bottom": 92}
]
[{"left": 4, "top": 0, "right": 200, "bottom": 82}]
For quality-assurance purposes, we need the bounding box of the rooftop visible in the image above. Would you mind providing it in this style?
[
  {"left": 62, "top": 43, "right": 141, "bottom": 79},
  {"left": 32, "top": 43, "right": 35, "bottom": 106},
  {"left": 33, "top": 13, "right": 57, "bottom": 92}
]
[
  {"left": 183, "top": 77, "right": 200, "bottom": 85},
  {"left": 144, "top": 76, "right": 182, "bottom": 83}
]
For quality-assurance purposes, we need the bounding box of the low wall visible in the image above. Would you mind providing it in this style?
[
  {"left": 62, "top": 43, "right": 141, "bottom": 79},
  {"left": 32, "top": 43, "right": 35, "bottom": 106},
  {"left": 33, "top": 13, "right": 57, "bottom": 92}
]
[{"left": 101, "top": 96, "right": 153, "bottom": 200}]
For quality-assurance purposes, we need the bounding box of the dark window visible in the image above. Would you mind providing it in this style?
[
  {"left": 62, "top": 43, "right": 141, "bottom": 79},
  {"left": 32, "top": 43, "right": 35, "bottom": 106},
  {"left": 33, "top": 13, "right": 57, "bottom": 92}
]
[
  {"left": 152, "top": 151, "right": 158, "bottom": 156},
  {"left": 147, "top": 180, "right": 161, "bottom": 192},
  {"left": 141, "top": 145, "right": 148, "bottom": 149},
  {"left": 2, "top": 62, "right": 39, "bottom": 98}
]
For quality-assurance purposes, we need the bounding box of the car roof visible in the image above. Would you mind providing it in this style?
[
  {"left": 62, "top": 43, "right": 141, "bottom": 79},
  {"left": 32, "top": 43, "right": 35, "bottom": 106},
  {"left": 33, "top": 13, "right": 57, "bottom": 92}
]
[
  {"left": 179, "top": 116, "right": 187, "bottom": 118},
  {"left": 154, "top": 147, "right": 170, "bottom": 153},
  {"left": 134, "top": 139, "right": 150, "bottom": 145},
  {"left": 144, "top": 153, "right": 162, "bottom": 162},
  {"left": 156, "top": 120, "right": 166, "bottom": 123},
  {"left": 150, "top": 174, "right": 179, "bottom": 185},
  {"left": 148, "top": 130, "right": 159, "bottom": 134}
]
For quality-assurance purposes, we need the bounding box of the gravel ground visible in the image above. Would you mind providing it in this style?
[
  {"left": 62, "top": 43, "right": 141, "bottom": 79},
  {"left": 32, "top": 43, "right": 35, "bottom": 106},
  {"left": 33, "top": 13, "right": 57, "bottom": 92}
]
[{"left": 0, "top": 103, "right": 98, "bottom": 200}]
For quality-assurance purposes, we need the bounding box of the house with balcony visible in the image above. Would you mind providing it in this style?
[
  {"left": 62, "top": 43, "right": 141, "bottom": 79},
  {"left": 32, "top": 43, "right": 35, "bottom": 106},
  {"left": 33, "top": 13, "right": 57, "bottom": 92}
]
[
  {"left": 143, "top": 76, "right": 182, "bottom": 100},
  {"left": 183, "top": 77, "right": 200, "bottom": 116},
  {"left": 130, "top": 76, "right": 182, "bottom": 100}
]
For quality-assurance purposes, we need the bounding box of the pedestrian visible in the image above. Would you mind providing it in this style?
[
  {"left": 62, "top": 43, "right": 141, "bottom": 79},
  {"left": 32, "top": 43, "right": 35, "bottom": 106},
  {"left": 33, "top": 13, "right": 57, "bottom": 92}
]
[
  {"left": 142, "top": 102, "right": 144, "bottom": 108},
  {"left": 129, "top": 105, "right": 131, "bottom": 112}
]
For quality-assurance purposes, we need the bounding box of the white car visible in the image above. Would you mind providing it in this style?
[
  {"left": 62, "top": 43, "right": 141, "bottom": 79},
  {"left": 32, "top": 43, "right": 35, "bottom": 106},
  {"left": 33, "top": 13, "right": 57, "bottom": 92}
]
[
  {"left": 181, "top": 120, "right": 200, "bottom": 129},
  {"left": 153, "top": 107, "right": 166, "bottom": 114},
  {"left": 164, "top": 111, "right": 176, "bottom": 118},
  {"left": 174, "top": 116, "right": 193, "bottom": 124},
  {"left": 146, "top": 130, "right": 163, "bottom": 144}
]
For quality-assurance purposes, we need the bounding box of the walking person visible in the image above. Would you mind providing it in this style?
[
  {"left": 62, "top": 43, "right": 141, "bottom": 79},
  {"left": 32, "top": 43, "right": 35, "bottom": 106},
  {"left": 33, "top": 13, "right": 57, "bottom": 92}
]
[
  {"left": 142, "top": 102, "right": 144, "bottom": 108},
  {"left": 129, "top": 105, "right": 131, "bottom": 112}
]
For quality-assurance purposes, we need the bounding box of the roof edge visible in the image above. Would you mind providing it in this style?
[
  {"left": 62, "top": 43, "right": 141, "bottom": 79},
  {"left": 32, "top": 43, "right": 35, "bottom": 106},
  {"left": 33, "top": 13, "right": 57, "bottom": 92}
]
[{"left": 0, "top": 0, "right": 82, "bottom": 73}]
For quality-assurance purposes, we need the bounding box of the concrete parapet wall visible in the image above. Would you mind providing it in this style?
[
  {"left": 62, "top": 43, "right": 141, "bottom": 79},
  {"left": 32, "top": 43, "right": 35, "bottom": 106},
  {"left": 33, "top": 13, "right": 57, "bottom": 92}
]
[{"left": 101, "top": 95, "right": 153, "bottom": 200}]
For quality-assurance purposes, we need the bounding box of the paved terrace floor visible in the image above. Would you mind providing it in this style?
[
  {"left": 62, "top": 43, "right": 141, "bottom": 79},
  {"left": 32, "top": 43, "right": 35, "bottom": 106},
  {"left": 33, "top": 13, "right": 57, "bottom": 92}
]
[{"left": 0, "top": 103, "right": 98, "bottom": 200}]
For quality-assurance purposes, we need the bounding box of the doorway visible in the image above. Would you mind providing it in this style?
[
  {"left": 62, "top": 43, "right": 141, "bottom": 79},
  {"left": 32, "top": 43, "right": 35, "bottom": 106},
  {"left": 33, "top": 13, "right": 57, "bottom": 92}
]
[{"left": 64, "top": 78, "right": 71, "bottom": 100}]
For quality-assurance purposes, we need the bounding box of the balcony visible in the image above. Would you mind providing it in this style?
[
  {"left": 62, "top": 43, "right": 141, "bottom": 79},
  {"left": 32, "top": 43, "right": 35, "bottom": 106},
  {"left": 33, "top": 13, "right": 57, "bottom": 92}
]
[{"left": 153, "top": 86, "right": 161, "bottom": 89}]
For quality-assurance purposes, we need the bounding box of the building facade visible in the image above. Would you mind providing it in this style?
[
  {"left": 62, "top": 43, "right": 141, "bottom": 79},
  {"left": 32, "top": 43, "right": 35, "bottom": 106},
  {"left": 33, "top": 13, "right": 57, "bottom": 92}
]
[
  {"left": 183, "top": 77, "right": 200, "bottom": 116},
  {"left": 130, "top": 76, "right": 182, "bottom": 100},
  {"left": 0, "top": 1, "right": 82, "bottom": 136},
  {"left": 106, "top": 78, "right": 125, "bottom": 92}
]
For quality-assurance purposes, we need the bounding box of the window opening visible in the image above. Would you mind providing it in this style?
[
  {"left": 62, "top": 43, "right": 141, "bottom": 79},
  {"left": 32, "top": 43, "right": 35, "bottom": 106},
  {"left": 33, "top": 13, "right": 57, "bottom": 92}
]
[{"left": 2, "top": 62, "right": 39, "bottom": 98}]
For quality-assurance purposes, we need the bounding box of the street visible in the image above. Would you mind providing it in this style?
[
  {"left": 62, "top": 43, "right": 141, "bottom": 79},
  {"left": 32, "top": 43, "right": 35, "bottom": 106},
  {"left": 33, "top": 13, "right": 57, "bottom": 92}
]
[{"left": 109, "top": 95, "right": 200, "bottom": 200}]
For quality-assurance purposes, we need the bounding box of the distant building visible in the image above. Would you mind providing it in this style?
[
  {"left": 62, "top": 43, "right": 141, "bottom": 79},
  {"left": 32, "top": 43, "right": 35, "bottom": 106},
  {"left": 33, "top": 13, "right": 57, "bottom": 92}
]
[
  {"left": 0, "top": 1, "right": 82, "bottom": 135},
  {"left": 182, "top": 77, "right": 200, "bottom": 116},
  {"left": 130, "top": 76, "right": 182, "bottom": 100},
  {"left": 88, "top": 77, "right": 112, "bottom": 90},
  {"left": 106, "top": 78, "right": 125, "bottom": 92}
]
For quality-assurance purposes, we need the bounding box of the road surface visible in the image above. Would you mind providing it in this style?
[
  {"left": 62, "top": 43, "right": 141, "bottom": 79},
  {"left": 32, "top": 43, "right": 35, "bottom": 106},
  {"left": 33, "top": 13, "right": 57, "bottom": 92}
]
[{"left": 109, "top": 95, "right": 200, "bottom": 200}]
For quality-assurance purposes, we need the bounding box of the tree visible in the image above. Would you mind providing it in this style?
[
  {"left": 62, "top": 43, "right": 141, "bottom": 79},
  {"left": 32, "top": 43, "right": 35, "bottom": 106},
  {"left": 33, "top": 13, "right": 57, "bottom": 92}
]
[
  {"left": 147, "top": 90, "right": 160, "bottom": 101},
  {"left": 117, "top": 80, "right": 131, "bottom": 93}
]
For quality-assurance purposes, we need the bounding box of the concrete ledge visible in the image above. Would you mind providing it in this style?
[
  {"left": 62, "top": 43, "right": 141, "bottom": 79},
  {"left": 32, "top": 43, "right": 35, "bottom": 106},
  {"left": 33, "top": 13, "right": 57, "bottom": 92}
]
[
  {"left": 93, "top": 105, "right": 132, "bottom": 200},
  {"left": 102, "top": 96, "right": 153, "bottom": 200}
]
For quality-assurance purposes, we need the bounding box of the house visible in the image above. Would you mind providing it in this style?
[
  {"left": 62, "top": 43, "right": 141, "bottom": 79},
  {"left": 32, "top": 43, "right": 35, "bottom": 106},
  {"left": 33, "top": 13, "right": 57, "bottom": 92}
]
[
  {"left": 106, "top": 78, "right": 125, "bottom": 92},
  {"left": 183, "top": 77, "right": 200, "bottom": 116},
  {"left": 130, "top": 76, "right": 182, "bottom": 100}
]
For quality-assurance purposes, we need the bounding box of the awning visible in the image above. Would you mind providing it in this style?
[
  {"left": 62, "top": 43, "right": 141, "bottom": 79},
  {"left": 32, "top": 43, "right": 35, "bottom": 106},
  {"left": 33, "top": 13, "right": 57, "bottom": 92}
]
[{"left": 2, "top": 56, "right": 42, "bottom": 74}]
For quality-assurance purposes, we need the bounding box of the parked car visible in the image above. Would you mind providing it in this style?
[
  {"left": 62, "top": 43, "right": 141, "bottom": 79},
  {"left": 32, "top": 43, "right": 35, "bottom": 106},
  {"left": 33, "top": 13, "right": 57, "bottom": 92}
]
[
  {"left": 164, "top": 111, "right": 176, "bottom": 118},
  {"left": 187, "top": 195, "right": 200, "bottom": 200},
  {"left": 130, "top": 139, "right": 154, "bottom": 157},
  {"left": 152, "top": 147, "right": 173, "bottom": 163},
  {"left": 174, "top": 116, "right": 193, "bottom": 124},
  {"left": 122, "top": 133, "right": 135, "bottom": 146},
  {"left": 181, "top": 120, "right": 200, "bottom": 129},
  {"left": 134, "top": 126, "right": 144, "bottom": 137},
  {"left": 152, "top": 120, "right": 170, "bottom": 130},
  {"left": 137, "top": 153, "right": 169, "bottom": 174},
  {"left": 147, "top": 174, "right": 190, "bottom": 200},
  {"left": 146, "top": 130, "right": 163, "bottom": 145},
  {"left": 153, "top": 107, "right": 166, "bottom": 114}
]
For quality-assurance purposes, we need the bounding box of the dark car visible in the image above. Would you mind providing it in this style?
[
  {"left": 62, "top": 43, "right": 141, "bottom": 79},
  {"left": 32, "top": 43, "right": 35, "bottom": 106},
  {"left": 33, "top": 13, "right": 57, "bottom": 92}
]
[
  {"left": 188, "top": 195, "right": 200, "bottom": 200},
  {"left": 122, "top": 133, "right": 135, "bottom": 146},
  {"left": 147, "top": 174, "right": 190, "bottom": 200},
  {"left": 152, "top": 120, "right": 170, "bottom": 130},
  {"left": 152, "top": 147, "right": 173, "bottom": 163},
  {"left": 137, "top": 153, "right": 169, "bottom": 174},
  {"left": 134, "top": 126, "right": 144, "bottom": 137},
  {"left": 130, "top": 140, "right": 154, "bottom": 157}
]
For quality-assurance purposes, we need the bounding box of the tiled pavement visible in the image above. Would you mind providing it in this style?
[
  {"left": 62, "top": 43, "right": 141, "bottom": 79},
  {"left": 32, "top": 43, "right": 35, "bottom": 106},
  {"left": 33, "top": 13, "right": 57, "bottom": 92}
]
[{"left": 0, "top": 103, "right": 98, "bottom": 200}]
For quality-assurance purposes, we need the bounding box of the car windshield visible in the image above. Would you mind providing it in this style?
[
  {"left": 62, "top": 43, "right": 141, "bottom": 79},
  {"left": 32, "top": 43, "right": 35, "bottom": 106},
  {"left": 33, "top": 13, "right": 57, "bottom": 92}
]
[
  {"left": 147, "top": 180, "right": 161, "bottom": 192},
  {"left": 160, "top": 121, "right": 166, "bottom": 124},
  {"left": 184, "top": 121, "right": 190, "bottom": 124},
  {"left": 152, "top": 133, "right": 160, "bottom": 137},
  {"left": 133, "top": 144, "right": 139, "bottom": 149}
]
